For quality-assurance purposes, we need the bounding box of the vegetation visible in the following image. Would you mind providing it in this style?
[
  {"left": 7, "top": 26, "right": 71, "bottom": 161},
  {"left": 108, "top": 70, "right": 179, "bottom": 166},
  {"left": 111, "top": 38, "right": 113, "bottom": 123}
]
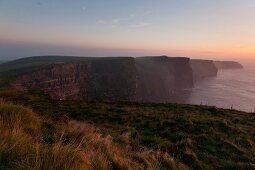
[
  {"left": 1, "top": 89, "right": 255, "bottom": 169},
  {"left": 0, "top": 56, "right": 133, "bottom": 74},
  {"left": 0, "top": 101, "right": 186, "bottom": 170}
]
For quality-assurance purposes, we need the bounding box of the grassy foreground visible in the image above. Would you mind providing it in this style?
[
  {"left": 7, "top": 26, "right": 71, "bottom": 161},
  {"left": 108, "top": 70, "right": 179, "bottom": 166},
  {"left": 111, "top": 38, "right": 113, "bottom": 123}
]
[
  {"left": 1, "top": 89, "right": 255, "bottom": 169},
  {"left": 0, "top": 101, "right": 185, "bottom": 170}
]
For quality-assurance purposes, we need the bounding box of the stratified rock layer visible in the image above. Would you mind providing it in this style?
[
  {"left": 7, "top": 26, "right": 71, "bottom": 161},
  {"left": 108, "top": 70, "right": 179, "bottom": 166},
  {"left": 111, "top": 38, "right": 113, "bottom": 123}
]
[
  {"left": 10, "top": 56, "right": 194, "bottom": 102},
  {"left": 12, "top": 58, "right": 137, "bottom": 101}
]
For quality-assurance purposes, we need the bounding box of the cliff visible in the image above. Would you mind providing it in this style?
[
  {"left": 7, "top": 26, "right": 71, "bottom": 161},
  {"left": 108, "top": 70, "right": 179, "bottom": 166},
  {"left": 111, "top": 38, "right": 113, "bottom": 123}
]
[
  {"left": 190, "top": 59, "right": 218, "bottom": 81},
  {"left": 11, "top": 57, "right": 137, "bottom": 101},
  {"left": 11, "top": 63, "right": 90, "bottom": 100},
  {"left": 8, "top": 56, "right": 194, "bottom": 102},
  {"left": 135, "top": 56, "right": 194, "bottom": 102},
  {"left": 214, "top": 61, "right": 244, "bottom": 69},
  {"left": 87, "top": 58, "right": 137, "bottom": 101}
]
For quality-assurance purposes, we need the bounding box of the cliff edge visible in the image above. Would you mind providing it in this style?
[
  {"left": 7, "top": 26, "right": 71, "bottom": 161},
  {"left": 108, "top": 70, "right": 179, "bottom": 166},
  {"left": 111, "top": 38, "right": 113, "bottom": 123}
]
[{"left": 214, "top": 61, "right": 244, "bottom": 69}]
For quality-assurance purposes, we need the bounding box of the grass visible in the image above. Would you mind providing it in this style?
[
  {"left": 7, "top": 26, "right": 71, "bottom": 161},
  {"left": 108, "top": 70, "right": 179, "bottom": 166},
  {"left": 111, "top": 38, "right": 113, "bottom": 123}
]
[
  {"left": 1, "top": 89, "right": 255, "bottom": 169},
  {"left": 0, "top": 101, "right": 186, "bottom": 170},
  {"left": 0, "top": 56, "right": 133, "bottom": 75}
]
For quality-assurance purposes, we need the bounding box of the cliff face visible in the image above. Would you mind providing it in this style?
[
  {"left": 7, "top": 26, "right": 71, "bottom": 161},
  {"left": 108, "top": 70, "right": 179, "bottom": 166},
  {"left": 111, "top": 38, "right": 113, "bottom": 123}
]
[
  {"left": 190, "top": 59, "right": 218, "bottom": 81},
  {"left": 10, "top": 56, "right": 194, "bottom": 102},
  {"left": 11, "top": 63, "right": 90, "bottom": 100},
  {"left": 214, "top": 61, "right": 243, "bottom": 69},
  {"left": 135, "top": 56, "right": 194, "bottom": 102},
  {"left": 86, "top": 58, "right": 137, "bottom": 101},
  {"left": 12, "top": 58, "right": 137, "bottom": 101}
]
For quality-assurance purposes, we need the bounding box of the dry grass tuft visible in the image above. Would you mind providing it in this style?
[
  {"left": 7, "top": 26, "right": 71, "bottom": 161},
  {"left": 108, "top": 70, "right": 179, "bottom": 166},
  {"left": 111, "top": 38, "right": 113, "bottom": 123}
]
[{"left": 0, "top": 102, "right": 186, "bottom": 170}]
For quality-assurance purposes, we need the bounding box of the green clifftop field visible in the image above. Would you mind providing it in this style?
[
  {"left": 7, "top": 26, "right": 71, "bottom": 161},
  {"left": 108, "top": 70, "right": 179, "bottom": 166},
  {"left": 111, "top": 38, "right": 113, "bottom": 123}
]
[{"left": 1, "top": 89, "right": 255, "bottom": 170}]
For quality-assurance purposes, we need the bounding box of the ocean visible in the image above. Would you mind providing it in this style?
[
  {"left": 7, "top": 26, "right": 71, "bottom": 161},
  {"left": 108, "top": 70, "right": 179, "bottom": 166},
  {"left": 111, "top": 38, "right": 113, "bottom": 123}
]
[{"left": 174, "top": 63, "right": 255, "bottom": 112}]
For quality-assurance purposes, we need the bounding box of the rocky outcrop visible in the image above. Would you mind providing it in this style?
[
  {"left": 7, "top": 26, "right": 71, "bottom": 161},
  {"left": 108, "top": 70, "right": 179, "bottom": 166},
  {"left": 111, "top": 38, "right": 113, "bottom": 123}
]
[
  {"left": 135, "top": 56, "right": 194, "bottom": 102},
  {"left": 214, "top": 61, "right": 243, "bottom": 69},
  {"left": 10, "top": 56, "right": 195, "bottom": 102},
  {"left": 190, "top": 59, "right": 218, "bottom": 81}
]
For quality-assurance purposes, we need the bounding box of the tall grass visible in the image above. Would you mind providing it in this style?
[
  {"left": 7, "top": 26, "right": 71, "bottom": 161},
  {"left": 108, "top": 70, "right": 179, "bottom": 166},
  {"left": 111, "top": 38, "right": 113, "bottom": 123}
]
[{"left": 0, "top": 102, "right": 186, "bottom": 170}]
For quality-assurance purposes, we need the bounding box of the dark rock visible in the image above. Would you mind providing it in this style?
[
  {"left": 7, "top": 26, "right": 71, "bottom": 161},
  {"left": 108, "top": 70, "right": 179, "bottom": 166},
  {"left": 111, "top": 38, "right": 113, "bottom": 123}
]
[{"left": 11, "top": 58, "right": 137, "bottom": 101}]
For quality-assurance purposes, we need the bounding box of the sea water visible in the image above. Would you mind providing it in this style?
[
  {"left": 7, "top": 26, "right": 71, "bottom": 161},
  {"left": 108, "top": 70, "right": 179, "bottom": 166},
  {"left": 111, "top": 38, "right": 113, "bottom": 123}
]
[{"left": 177, "top": 64, "right": 255, "bottom": 112}]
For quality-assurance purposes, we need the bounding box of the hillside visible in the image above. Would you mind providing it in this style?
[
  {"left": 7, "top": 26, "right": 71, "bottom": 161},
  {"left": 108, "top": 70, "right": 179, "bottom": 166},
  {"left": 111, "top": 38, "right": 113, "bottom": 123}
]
[
  {"left": 0, "top": 101, "right": 186, "bottom": 170},
  {"left": 1, "top": 88, "right": 255, "bottom": 169},
  {"left": 0, "top": 56, "right": 132, "bottom": 71},
  {"left": 0, "top": 56, "right": 132, "bottom": 85}
]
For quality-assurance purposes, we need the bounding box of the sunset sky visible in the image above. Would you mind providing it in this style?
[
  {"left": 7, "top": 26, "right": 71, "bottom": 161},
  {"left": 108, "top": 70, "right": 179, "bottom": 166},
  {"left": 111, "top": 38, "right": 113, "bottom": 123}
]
[{"left": 1, "top": 0, "right": 255, "bottom": 60}]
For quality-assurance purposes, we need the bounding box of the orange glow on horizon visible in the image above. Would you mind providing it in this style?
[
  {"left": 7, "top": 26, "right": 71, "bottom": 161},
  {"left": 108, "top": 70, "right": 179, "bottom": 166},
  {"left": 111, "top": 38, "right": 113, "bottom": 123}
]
[{"left": 1, "top": 37, "right": 255, "bottom": 60}]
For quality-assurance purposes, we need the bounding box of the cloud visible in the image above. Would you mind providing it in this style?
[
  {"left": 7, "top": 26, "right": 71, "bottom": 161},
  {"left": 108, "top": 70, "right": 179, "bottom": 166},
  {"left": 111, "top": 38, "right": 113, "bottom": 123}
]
[
  {"left": 97, "top": 13, "right": 152, "bottom": 29},
  {"left": 129, "top": 22, "right": 151, "bottom": 28},
  {"left": 111, "top": 25, "right": 117, "bottom": 28},
  {"left": 97, "top": 20, "right": 106, "bottom": 24},
  {"left": 112, "top": 19, "right": 120, "bottom": 24},
  {"left": 97, "top": 18, "right": 120, "bottom": 27}
]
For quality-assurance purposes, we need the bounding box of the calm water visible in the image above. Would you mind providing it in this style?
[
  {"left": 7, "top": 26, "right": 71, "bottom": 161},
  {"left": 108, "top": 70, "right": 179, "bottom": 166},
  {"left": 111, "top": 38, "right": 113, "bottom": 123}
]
[{"left": 175, "top": 65, "right": 255, "bottom": 112}]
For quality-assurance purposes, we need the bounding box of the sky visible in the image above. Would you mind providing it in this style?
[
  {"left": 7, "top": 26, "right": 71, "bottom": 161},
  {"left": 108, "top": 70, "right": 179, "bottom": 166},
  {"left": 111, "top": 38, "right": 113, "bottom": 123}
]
[{"left": 1, "top": 0, "right": 255, "bottom": 60}]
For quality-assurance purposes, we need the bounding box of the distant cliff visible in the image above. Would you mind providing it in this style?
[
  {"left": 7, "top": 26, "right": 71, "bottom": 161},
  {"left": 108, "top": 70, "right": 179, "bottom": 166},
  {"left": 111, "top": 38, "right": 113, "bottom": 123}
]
[
  {"left": 214, "top": 61, "right": 243, "bottom": 69},
  {"left": 9, "top": 56, "right": 194, "bottom": 102},
  {"left": 135, "top": 56, "right": 194, "bottom": 102},
  {"left": 190, "top": 59, "right": 218, "bottom": 81}
]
